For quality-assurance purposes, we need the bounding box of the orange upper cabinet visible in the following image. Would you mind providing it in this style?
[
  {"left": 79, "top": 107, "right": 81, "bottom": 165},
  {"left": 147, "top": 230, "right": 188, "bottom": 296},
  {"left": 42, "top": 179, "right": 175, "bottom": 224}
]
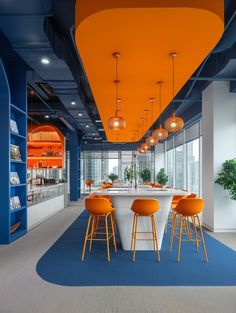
[{"left": 75, "top": 0, "right": 224, "bottom": 142}]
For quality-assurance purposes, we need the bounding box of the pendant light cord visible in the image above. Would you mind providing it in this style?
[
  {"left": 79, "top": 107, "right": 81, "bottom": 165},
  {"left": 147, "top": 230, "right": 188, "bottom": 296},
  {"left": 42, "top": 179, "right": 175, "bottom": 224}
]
[
  {"left": 171, "top": 53, "right": 176, "bottom": 114},
  {"left": 113, "top": 52, "right": 120, "bottom": 116},
  {"left": 115, "top": 55, "right": 118, "bottom": 115},
  {"left": 141, "top": 118, "right": 144, "bottom": 143},
  {"left": 157, "top": 81, "right": 163, "bottom": 128},
  {"left": 151, "top": 100, "right": 154, "bottom": 131}
]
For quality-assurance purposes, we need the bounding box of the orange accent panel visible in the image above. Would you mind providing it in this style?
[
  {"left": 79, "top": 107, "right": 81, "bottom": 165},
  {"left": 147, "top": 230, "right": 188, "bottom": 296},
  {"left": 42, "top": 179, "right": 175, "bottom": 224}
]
[
  {"left": 75, "top": 0, "right": 224, "bottom": 142},
  {"left": 27, "top": 125, "right": 65, "bottom": 169}
]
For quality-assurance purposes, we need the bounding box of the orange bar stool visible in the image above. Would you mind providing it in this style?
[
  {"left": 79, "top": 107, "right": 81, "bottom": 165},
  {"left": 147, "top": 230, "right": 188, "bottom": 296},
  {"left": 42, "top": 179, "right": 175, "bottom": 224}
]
[
  {"left": 130, "top": 199, "right": 160, "bottom": 262},
  {"left": 165, "top": 195, "right": 187, "bottom": 233},
  {"left": 85, "top": 180, "right": 94, "bottom": 193},
  {"left": 81, "top": 198, "right": 117, "bottom": 262},
  {"left": 89, "top": 193, "right": 117, "bottom": 233},
  {"left": 170, "top": 198, "right": 208, "bottom": 262}
]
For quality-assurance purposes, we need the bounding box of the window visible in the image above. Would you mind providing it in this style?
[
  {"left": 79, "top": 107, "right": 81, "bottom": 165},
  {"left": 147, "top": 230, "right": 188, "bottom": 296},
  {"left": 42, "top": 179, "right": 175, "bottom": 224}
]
[
  {"left": 187, "top": 138, "right": 200, "bottom": 194},
  {"left": 166, "top": 149, "right": 174, "bottom": 187},
  {"left": 163, "top": 120, "right": 201, "bottom": 194},
  {"left": 81, "top": 150, "right": 154, "bottom": 192},
  {"left": 175, "top": 145, "right": 184, "bottom": 189}
]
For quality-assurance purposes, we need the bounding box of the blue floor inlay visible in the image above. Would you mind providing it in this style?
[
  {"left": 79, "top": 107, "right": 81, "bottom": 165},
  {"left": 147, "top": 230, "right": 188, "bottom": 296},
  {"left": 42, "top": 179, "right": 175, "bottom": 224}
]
[{"left": 36, "top": 211, "right": 236, "bottom": 286}]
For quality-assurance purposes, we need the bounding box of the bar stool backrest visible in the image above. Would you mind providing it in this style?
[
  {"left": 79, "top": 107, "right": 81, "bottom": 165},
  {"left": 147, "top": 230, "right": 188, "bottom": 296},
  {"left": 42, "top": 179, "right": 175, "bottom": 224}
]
[
  {"left": 85, "top": 198, "right": 112, "bottom": 215},
  {"left": 175, "top": 198, "right": 204, "bottom": 216},
  {"left": 186, "top": 193, "right": 197, "bottom": 199},
  {"left": 89, "top": 193, "right": 112, "bottom": 204},
  {"left": 131, "top": 199, "right": 160, "bottom": 215}
]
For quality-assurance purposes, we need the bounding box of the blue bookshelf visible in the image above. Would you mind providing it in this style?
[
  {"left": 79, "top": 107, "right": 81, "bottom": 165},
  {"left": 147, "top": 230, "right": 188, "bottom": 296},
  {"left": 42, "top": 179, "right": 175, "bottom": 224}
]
[{"left": 0, "top": 59, "right": 27, "bottom": 244}]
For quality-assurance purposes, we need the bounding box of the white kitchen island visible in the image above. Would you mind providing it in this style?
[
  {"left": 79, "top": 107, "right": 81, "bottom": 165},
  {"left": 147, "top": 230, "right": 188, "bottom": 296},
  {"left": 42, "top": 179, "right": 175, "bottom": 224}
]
[{"left": 94, "top": 187, "right": 188, "bottom": 250}]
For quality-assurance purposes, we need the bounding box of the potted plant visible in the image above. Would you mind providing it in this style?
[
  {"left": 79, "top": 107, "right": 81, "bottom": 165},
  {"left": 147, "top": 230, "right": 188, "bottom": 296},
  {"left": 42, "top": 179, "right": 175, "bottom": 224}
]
[
  {"left": 108, "top": 173, "right": 119, "bottom": 184},
  {"left": 215, "top": 158, "right": 236, "bottom": 200},
  {"left": 156, "top": 168, "right": 168, "bottom": 186},
  {"left": 140, "top": 168, "right": 151, "bottom": 183}
]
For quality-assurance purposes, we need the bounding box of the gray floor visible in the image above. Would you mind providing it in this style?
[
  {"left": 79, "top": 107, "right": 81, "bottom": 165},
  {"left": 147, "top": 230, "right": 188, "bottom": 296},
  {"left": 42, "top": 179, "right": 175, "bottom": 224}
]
[{"left": 0, "top": 200, "right": 236, "bottom": 313}]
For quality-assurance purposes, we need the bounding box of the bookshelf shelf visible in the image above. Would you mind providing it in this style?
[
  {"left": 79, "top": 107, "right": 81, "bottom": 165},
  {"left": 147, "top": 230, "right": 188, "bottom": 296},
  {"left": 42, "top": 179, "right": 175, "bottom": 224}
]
[
  {"left": 0, "top": 59, "right": 27, "bottom": 244},
  {"left": 11, "top": 131, "right": 26, "bottom": 139},
  {"left": 9, "top": 228, "right": 27, "bottom": 243},
  {"left": 28, "top": 157, "right": 62, "bottom": 160},
  {"left": 11, "top": 103, "right": 26, "bottom": 115},
  {"left": 11, "top": 160, "right": 27, "bottom": 164},
  {"left": 10, "top": 206, "right": 26, "bottom": 214},
  {"left": 10, "top": 184, "right": 26, "bottom": 188}
]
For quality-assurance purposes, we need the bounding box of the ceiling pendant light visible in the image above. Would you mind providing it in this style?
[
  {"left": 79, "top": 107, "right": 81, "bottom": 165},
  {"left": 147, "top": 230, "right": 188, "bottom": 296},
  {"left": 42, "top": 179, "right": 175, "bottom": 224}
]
[
  {"left": 146, "top": 98, "right": 159, "bottom": 146},
  {"left": 152, "top": 81, "right": 168, "bottom": 141},
  {"left": 108, "top": 52, "right": 126, "bottom": 130},
  {"left": 164, "top": 53, "right": 184, "bottom": 133}
]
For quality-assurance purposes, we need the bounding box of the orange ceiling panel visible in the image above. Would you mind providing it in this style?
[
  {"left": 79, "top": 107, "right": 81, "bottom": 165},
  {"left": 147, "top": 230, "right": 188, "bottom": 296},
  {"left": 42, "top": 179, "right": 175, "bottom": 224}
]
[{"left": 75, "top": 0, "right": 224, "bottom": 142}]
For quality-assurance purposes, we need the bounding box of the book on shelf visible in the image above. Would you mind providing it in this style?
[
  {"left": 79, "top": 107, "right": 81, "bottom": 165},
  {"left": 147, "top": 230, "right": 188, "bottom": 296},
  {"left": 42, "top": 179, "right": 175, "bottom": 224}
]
[
  {"left": 10, "top": 144, "right": 22, "bottom": 161},
  {"left": 10, "top": 172, "right": 20, "bottom": 185},
  {"left": 10, "top": 196, "right": 21, "bottom": 210},
  {"left": 10, "top": 119, "right": 19, "bottom": 134}
]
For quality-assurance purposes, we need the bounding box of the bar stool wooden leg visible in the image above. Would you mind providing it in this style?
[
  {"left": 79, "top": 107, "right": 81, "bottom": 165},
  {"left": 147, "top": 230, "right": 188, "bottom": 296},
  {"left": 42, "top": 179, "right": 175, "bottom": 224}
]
[
  {"left": 151, "top": 215, "right": 157, "bottom": 251},
  {"left": 110, "top": 212, "right": 117, "bottom": 252},
  {"left": 81, "top": 215, "right": 92, "bottom": 261},
  {"left": 177, "top": 215, "right": 183, "bottom": 262},
  {"left": 130, "top": 214, "right": 136, "bottom": 251},
  {"left": 105, "top": 214, "right": 110, "bottom": 262},
  {"left": 112, "top": 212, "right": 117, "bottom": 234},
  {"left": 89, "top": 215, "right": 95, "bottom": 251},
  {"left": 196, "top": 215, "right": 208, "bottom": 262},
  {"left": 170, "top": 212, "right": 176, "bottom": 252},
  {"left": 151, "top": 214, "right": 160, "bottom": 262},
  {"left": 192, "top": 216, "right": 199, "bottom": 251},
  {"left": 186, "top": 217, "right": 192, "bottom": 240},
  {"left": 132, "top": 214, "right": 138, "bottom": 262}
]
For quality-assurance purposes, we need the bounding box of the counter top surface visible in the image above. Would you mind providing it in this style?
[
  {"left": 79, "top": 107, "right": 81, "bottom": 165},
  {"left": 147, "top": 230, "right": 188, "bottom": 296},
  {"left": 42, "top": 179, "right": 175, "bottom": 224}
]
[
  {"left": 28, "top": 183, "right": 64, "bottom": 192},
  {"left": 94, "top": 187, "right": 188, "bottom": 197}
]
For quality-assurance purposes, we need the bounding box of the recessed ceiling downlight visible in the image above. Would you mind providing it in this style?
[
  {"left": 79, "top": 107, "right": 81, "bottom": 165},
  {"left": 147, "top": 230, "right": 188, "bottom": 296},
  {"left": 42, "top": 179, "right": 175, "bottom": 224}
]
[{"left": 41, "top": 57, "right": 50, "bottom": 65}]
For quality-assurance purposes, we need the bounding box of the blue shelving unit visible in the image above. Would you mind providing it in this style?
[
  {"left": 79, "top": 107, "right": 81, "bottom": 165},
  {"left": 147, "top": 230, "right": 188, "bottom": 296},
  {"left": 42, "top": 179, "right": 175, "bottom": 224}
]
[{"left": 0, "top": 59, "right": 27, "bottom": 244}]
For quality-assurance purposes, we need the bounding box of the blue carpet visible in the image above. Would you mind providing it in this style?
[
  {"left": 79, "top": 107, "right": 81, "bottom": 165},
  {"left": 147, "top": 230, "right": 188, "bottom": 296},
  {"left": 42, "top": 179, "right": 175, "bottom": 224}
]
[{"left": 36, "top": 211, "right": 236, "bottom": 286}]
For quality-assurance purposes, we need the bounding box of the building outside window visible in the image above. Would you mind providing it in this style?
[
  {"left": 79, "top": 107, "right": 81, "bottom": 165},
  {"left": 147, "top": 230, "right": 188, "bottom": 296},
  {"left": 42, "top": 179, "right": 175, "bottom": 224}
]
[
  {"left": 187, "top": 138, "right": 200, "bottom": 195},
  {"left": 164, "top": 120, "right": 201, "bottom": 195},
  {"left": 175, "top": 145, "right": 184, "bottom": 189},
  {"left": 166, "top": 149, "right": 174, "bottom": 187}
]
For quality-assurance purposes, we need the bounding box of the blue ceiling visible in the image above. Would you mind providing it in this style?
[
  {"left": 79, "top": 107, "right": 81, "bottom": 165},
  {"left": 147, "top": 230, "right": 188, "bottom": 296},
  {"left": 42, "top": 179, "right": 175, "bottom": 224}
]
[{"left": 0, "top": 0, "right": 236, "bottom": 151}]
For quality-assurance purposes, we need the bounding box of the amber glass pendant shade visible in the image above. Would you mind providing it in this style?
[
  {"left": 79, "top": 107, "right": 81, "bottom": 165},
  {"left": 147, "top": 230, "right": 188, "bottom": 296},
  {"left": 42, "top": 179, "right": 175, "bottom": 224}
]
[
  {"left": 146, "top": 135, "right": 158, "bottom": 146},
  {"left": 141, "top": 142, "right": 150, "bottom": 151},
  {"left": 152, "top": 126, "right": 168, "bottom": 140},
  {"left": 108, "top": 115, "right": 126, "bottom": 130},
  {"left": 164, "top": 112, "right": 184, "bottom": 133},
  {"left": 138, "top": 146, "right": 145, "bottom": 153}
]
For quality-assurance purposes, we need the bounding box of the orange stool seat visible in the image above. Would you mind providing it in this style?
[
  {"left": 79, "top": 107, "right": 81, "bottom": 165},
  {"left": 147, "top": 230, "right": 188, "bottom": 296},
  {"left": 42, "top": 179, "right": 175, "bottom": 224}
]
[
  {"left": 81, "top": 198, "right": 117, "bottom": 262},
  {"left": 170, "top": 198, "right": 208, "bottom": 262},
  {"left": 130, "top": 199, "right": 160, "bottom": 262}
]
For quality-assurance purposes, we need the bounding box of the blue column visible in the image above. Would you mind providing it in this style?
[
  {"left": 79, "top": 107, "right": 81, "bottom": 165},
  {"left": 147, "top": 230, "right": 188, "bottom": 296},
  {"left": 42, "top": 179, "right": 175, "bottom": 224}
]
[{"left": 69, "top": 131, "right": 82, "bottom": 201}]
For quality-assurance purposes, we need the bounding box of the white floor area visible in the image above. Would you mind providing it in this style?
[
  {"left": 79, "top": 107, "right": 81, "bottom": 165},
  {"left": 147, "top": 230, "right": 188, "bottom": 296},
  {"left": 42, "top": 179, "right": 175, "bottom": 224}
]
[{"left": 0, "top": 200, "right": 236, "bottom": 313}]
